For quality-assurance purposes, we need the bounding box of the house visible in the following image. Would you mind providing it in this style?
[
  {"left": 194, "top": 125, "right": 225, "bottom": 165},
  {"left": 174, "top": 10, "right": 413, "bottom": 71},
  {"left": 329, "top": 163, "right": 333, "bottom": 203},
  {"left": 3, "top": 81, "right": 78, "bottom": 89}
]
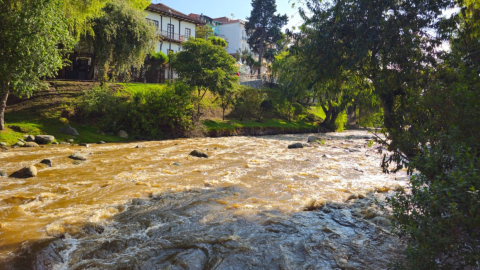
[
  {"left": 145, "top": 4, "right": 203, "bottom": 56},
  {"left": 214, "top": 17, "right": 251, "bottom": 56},
  {"left": 188, "top": 14, "right": 223, "bottom": 38}
]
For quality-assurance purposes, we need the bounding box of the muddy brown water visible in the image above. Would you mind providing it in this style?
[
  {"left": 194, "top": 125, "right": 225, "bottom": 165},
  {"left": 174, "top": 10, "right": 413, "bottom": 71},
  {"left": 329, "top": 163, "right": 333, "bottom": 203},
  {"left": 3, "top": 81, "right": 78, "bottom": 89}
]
[{"left": 0, "top": 130, "right": 407, "bottom": 269}]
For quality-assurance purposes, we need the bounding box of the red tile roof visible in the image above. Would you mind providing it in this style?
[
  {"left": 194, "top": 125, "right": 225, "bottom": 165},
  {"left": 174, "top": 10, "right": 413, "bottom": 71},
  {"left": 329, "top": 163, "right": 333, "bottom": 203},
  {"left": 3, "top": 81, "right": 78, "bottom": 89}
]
[{"left": 146, "top": 4, "right": 204, "bottom": 24}]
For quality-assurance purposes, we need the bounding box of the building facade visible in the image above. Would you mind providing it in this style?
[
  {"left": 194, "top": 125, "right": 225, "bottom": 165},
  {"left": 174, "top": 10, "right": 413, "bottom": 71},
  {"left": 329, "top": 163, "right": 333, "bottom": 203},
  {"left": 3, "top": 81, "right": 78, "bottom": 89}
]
[
  {"left": 214, "top": 17, "right": 250, "bottom": 56},
  {"left": 145, "top": 4, "right": 203, "bottom": 55}
]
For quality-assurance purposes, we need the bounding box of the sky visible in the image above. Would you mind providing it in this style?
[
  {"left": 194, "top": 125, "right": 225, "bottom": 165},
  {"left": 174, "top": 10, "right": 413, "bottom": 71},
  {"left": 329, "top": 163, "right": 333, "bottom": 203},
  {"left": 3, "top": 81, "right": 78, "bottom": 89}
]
[{"left": 151, "top": 0, "right": 305, "bottom": 31}]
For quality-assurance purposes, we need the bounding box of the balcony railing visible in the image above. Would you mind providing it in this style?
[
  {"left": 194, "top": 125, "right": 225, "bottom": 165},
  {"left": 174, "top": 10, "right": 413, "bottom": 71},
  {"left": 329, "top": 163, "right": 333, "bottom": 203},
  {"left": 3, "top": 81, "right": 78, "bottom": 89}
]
[{"left": 159, "top": 30, "right": 191, "bottom": 42}]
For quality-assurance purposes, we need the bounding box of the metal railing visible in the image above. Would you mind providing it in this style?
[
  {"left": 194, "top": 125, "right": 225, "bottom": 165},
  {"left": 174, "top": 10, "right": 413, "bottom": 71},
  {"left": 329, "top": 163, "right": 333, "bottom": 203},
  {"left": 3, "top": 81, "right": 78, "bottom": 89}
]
[
  {"left": 159, "top": 30, "right": 190, "bottom": 41},
  {"left": 239, "top": 74, "right": 262, "bottom": 82}
]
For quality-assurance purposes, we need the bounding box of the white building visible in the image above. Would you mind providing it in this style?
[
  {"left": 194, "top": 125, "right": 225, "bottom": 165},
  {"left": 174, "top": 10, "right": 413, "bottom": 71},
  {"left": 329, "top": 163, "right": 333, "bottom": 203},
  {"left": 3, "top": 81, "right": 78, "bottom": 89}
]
[
  {"left": 214, "top": 17, "right": 250, "bottom": 55},
  {"left": 145, "top": 4, "right": 203, "bottom": 55}
]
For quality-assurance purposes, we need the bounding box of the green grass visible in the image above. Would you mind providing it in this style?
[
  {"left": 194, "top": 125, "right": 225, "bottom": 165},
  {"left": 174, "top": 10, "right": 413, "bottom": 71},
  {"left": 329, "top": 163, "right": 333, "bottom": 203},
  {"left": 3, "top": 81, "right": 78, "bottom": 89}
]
[
  {"left": 117, "top": 83, "right": 167, "bottom": 94},
  {"left": 308, "top": 106, "right": 326, "bottom": 119},
  {"left": 1, "top": 113, "right": 128, "bottom": 145},
  {"left": 203, "top": 118, "right": 318, "bottom": 132}
]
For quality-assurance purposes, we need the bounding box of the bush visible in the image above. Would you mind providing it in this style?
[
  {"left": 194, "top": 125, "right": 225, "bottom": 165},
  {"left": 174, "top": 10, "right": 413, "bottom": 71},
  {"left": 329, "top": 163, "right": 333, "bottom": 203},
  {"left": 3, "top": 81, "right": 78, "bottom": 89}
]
[
  {"left": 80, "top": 83, "right": 193, "bottom": 138},
  {"left": 234, "top": 86, "right": 265, "bottom": 121}
]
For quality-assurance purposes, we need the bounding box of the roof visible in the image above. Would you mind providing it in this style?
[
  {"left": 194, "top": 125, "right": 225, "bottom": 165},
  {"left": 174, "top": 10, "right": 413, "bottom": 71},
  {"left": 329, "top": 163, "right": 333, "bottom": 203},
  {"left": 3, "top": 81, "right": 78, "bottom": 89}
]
[
  {"left": 213, "top": 17, "right": 245, "bottom": 25},
  {"left": 146, "top": 4, "right": 204, "bottom": 25}
]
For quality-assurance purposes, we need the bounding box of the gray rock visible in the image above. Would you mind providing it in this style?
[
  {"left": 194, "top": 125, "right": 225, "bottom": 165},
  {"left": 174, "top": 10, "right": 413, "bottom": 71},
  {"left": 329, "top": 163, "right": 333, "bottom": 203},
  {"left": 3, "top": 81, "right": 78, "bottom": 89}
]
[
  {"left": 69, "top": 153, "right": 87, "bottom": 161},
  {"left": 0, "top": 142, "right": 6, "bottom": 146},
  {"left": 322, "top": 154, "right": 332, "bottom": 159},
  {"left": 189, "top": 150, "right": 208, "bottom": 158},
  {"left": 135, "top": 145, "right": 142, "bottom": 149},
  {"left": 118, "top": 130, "right": 128, "bottom": 139},
  {"left": 40, "top": 159, "right": 52, "bottom": 167},
  {"left": 97, "top": 141, "right": 105, "bottom": 144},
  {"left": 59, "top": 125, "right": 79, "bottom": 136},
  {"left": 67, "top": 139, "right": 74, "bottom": 143},
  {"left": 35, "top": 135, "right": 55, "bottom": 144},
  {"left": 52, "top": 142, "right": 59, "bottom": 145},
  {"left": 10, "top": 166, "right": 37, "bottom": 178},
  {"left": 307, "top": 136, "right": 320, "bottom": 143},
  {"left": 18, "top": 138, "right": 26, "bottom": 143},
  {"left": 23, "top": 142, "right": 39, "bottom": 147},
  {"left": 288, "top": 143, "right": 304, "bottom": 149},
  {"left": 79, "top": 143, "right": 89, "bottom": 147},
  {"left": 0, "top": 171, "right": 7, "bottom": 177},
  {"left": 59, "top": 142, "right": 70, "bottom": 145},
  {"left": 173, "top": 162, "right": 182, "bottom": 166},
  {"left": 72, "top": 160, "right": 84, "bottom": 165},
  {"left": 25, "top": 135, "right": 36, "bottom": 142},
  {"left": 15, "top": 141, "right": 25, "bottom": 147}
]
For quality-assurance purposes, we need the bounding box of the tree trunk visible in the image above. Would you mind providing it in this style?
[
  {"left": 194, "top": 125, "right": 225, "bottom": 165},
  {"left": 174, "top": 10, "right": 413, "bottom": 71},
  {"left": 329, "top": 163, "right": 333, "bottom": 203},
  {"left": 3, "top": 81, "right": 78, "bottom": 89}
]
[
  {"left": 258, "top": 29, "right": 265, "bottom": 75},
  {"left": 0, "top": 81, "right": 10, "bottom": 131}
]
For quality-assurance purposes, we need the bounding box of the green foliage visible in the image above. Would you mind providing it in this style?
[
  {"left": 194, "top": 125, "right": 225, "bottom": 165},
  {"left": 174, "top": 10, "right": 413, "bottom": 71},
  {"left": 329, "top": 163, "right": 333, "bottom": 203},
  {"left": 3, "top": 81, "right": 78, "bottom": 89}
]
[
  {"left": 80, "top": 83, "right": 193, "bottom": 138},
  {"left": 234, "top": 86, "right": 266, "bottom": 121},
  {"left": 195, "top": 25, "right": 214, "bottom": 39},
  {"left": 171, "top": 38, "right": 237, "bottom": 118},
  {"left": 208, "top": 36, "right": 228, "bottom": 48},
  {"left": 0, "top": 0, "right": 75, "bottom": 130},
  {"left": 84, "top": 0, "right": 157, "bottom": 82},
  {"left": 145, "top": 52, "right": 168, "bottom": 83},
  {"left": 245, "top": 0, "right": 288, "bottom": 66}
]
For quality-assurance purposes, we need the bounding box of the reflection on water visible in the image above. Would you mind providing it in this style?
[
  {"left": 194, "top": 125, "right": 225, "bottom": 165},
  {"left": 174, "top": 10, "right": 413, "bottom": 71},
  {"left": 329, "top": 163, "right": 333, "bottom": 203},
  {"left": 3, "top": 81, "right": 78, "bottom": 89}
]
[{"left": 0, "top": 130, "right": 407, "bottom": 269}]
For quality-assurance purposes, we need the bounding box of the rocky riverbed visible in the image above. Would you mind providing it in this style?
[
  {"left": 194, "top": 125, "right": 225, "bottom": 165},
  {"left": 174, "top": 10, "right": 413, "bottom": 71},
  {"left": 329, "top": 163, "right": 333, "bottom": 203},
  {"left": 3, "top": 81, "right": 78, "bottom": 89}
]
[{"left": 0, "top": 130, "right": 407, "bottom": 269}]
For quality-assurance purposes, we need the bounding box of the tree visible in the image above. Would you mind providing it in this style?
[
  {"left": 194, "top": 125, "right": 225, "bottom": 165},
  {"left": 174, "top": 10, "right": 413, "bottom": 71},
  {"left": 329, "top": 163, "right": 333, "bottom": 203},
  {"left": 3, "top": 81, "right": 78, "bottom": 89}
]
[
  {"left": 245, "top": 0, "right": 288, "bottom": 74},
  {"left": 82, "top": 0, "right": 157, "bottom": 82},
  {"left": 171, "top": 38, "right": 238, "bottom": 120},
  {"left": 196, "top": 25, "right": 214, "bottom": 39},
  {"left": 208, "top": 36, "right": 228, "bottom": 48},
  {"left": 145, "top": 52, "right": 169, "bottom": 83},
  {"left": 0, "top": 0, "right": 75, "bottom": 130}
]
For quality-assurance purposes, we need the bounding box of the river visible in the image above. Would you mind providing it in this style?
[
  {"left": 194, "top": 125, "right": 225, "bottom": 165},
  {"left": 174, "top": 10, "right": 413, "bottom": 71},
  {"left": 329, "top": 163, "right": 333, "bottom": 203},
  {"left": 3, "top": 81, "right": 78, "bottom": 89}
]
[{"left": 0, "top": 130, "right": 407, "bottom": 269}]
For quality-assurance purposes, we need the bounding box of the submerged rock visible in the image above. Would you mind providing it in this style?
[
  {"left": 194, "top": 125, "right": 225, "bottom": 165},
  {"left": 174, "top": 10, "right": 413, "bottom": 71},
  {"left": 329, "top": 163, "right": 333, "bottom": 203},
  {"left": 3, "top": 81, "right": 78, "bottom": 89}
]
[
  {"left": 322, "top": 154, "right": 332, "bottom": 159},
  {"left": 79, "top": 143, "right": 89, "bottom": 147},
  {"left": 69, "top": 153, "right": 87, "bottom": 161},
  {"left": 173, "top": 162, "right": 182, "bottom": 166},
  {"left": 288, "top": 143, "right": 304, "bottom": 149},
  {"left": 307, "top": 136, "right": 320, "bottom": 143},
  {"left": 189, "top": 150, "right": 208, "bottom": 158},
  {"left": 35, "top": 135, "right": 55, "bottom": 144},
  {"left": 10, "top": 166, "right": 37, "bottom": 178},
  {"left": 60, "top": 125, "right": 79, "bottom": 136},
  {"left": 0, "top": 171, "right": 7, "bottom": 177}
]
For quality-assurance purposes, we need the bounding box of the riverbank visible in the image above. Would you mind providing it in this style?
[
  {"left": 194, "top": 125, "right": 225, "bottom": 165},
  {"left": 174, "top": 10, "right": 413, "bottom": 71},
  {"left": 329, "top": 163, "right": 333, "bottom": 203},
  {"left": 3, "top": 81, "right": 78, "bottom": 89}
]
[{"left": 1, "top": 81, "right": 326, "bottom": 145}]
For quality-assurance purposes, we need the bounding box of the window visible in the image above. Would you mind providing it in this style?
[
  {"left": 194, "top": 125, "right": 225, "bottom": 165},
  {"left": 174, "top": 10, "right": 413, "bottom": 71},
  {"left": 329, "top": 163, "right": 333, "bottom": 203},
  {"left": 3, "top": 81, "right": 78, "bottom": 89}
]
[
  {"left": 147, "top": 19, "right": 159, "bottom": 30},
  {"left": 167, "top": 24, "right": 174, "bottom": 39},
  {"left": 185, "top": 28, "right": 191, "bottom": 38}
]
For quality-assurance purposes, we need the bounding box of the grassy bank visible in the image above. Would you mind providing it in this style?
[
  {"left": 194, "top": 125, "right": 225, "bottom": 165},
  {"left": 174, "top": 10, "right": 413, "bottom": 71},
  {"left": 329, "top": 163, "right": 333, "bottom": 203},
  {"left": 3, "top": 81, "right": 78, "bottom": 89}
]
[{"left": 0, "top": 81, "right": 326, "bottom": 145}]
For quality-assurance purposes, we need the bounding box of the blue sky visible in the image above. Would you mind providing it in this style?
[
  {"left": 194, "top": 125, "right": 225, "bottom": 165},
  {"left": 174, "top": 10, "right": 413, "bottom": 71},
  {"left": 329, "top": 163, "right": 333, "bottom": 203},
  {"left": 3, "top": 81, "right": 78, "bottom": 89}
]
[{"left": 151, "top": 0, "right": 305, "bottom": 31}]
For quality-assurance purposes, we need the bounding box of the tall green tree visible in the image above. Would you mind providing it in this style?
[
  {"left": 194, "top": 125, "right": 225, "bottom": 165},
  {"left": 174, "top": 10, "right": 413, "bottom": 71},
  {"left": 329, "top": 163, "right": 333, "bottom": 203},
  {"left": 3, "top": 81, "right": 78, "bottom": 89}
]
[
  {"left": 0, "top": 0, "right": 75, "bottom": 130},
  {"left": 82, "top": 0, "right": 157, "bottom": 82},
  {"left": 196, "top": 25, "right": 214, "bottom": 39},
  {"left": 245, "top": 0, "right": 288, "bottom": 73},
  {"left": 171, "top": 38, "right": 238, "bottom": 120}
]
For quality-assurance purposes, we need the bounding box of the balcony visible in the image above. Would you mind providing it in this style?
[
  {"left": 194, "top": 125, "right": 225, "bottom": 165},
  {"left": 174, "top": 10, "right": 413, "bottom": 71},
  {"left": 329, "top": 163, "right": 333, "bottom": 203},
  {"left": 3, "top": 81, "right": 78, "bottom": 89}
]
[{"left": 159, "top": 30, "right": 190, "bottom": 43}]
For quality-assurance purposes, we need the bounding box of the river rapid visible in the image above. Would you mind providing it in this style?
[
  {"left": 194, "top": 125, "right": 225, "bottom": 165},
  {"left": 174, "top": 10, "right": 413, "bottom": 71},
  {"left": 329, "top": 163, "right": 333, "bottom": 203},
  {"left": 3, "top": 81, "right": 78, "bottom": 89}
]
[{"left": 0, "top": 130, "right": 407, "bottom": 269}]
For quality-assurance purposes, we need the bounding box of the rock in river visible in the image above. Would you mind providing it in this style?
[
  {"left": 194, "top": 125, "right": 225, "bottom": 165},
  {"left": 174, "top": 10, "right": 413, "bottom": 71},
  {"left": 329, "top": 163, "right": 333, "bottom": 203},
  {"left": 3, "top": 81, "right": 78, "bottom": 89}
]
[
  {"left": 189, "top": 150, "right": 208, "bottom": 158},
  {"left": 69, "top": 153, "right": 87, "bottom": 161},
  {"left": 0, "top": 142, "right": 7, "bottom": 146},
  {"left": 10, "top": 166, "right": 37, "bottom": 178},
  {"left": 23, "top": 142, "right": 39, "bottom": 147},
  {"left": 40, "top": 159, "right": 52, "bottom": 167},
  {"left": 307, "top": 136, "right": 320, "bottom": 143},
  {"left": 35, "top": 135, "right": 55, "bottom": 144},
  {"left": 60, "top": 125, "right": 79, "bottom": 136},
  {"left": 0, "top": 171, "right": 7, "bottom": 177},
  {"left": 24, "top": 135, "right": 36, "bottom": 142},
  {"left": 288, "top": 143, "right": 304, "bottom": 149}
]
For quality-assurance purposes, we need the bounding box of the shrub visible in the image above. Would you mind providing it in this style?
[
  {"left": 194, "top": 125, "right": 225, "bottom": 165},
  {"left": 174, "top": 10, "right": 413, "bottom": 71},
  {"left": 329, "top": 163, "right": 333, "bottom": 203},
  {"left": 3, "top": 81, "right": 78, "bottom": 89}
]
[{"left": 80, "top": 83, "right": 193, "bottom": 138}]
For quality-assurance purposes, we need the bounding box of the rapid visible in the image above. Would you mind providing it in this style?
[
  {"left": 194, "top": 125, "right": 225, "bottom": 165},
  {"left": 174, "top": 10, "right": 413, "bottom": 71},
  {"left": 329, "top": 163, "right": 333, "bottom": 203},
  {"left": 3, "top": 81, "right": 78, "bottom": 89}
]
[{"left": 0, "top": 130, "right": 407, "bottom": 269}]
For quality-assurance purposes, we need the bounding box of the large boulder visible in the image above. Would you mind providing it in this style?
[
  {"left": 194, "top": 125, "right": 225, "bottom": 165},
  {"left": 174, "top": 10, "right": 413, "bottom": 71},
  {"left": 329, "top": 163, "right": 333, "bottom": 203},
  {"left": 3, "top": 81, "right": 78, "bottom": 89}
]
[
  {"left": 59, "top": 125, "right": 79, "bottom": 136},
  {"left": 40, "top": 159, "right": 52, "bottom": 167},
  {"left": 0, "top": 142, "right": 7, "bottom": 146},
  {"left": 15, "top": 141, "right": 25, "bottom": 147},
  {"left": 288, "top": 143, "right": 304, "bottom": 149},
  {"left": 189, "top": 150, "right": 208, "bottom": 158},
  {"left": 69, "top": 153, "right": 87, "bottom": 161},
  {"left": 24, "top": 135, "right": 36, "bottom": 142},
  {"left": 23, "top": 142, "right": 39, "bottom": 147},
  {"left": 118, "top": 130, "right": 128, "bottom": 139},
  {"left": 10, "top": 166, "right": 37, "bottom": 178},
  {"left": 35, "top": 135, "right": 55, "bottom": 145}
]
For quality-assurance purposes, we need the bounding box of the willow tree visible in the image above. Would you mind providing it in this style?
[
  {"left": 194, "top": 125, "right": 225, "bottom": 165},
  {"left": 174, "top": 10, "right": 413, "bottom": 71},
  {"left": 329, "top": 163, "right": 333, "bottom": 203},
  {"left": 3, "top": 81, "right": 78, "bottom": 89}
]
[
  {"left": 84, "top": 0, "right": 157, "bottom": 82},
  {"left": 245, "top": 0, "right": 288, "bottom": 73},
  {"left": 0, "top": 0, "right": 75, "bottom": 130}
]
